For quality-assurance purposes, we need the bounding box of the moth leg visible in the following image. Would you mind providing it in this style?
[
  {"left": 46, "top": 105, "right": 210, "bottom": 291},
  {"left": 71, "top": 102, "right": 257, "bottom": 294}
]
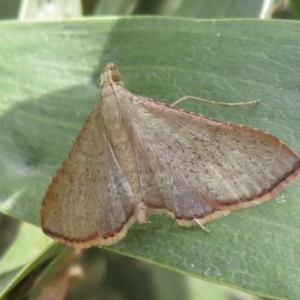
[
  {"left": 135, "top": 202, "right": 148, "bottom": 224},
  {"left": 194, "top": 219, "right": 210, "bottom": 233},
  {"left": 193, "top": 209, "right": 232, "bottom": 234},
  {"left": 170, "top": 96, "right": 260, "bottom": 108}
]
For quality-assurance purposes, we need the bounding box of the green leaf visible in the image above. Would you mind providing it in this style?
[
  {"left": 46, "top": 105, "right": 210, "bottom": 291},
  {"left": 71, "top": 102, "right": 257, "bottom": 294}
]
[
  {"left": 290, "top": 0, "right": 300, "bottom": 18},
  {"left": 0, "top": 17, "right": 300, "bottom": 300},
  {"left": 164, "top": 0, "right": 274, "bottom": 18},
  {"left": 94, "top": 0, "right": 274, "bottom": 18},
  {"left": 94, "top": 0, "right": 141, "bottom": 15},
  {"left": 0, "top": 222, "right": 71, "bottom": 298},
  {"left": 0, "top": 0, "right": 20, "bottom": 19}
]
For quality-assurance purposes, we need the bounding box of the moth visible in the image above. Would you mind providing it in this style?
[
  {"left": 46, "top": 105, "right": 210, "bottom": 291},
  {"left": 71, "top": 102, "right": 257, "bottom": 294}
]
[{"left": 41, "top": 63, "right": 300, "bottom": 248}]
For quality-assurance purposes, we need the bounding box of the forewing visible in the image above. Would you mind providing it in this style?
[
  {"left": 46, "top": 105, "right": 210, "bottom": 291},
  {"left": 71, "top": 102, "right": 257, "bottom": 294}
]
[
  {"left": 118, "top": 89, "right": 300, "bottom": 222},
  {"left": 41, "top": 102, "right": 135, "bottom": 248}
]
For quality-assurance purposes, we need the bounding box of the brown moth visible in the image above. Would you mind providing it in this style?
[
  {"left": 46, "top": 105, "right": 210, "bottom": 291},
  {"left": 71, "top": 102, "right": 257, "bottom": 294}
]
[{"left": 41, "top": 63, "right": 300, "bottom": 248}]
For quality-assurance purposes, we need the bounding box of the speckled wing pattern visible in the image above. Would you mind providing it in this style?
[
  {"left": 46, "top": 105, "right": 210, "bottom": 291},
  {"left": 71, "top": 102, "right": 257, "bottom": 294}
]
[
  {"left": 41, "top": 92, "right": 137, "bottom": 247},
  {"left": 119, "top": 89, "right": 300, "bottom": 224},
  {"left": 41, "top": 63, "right": 300, "bottom": 248}
]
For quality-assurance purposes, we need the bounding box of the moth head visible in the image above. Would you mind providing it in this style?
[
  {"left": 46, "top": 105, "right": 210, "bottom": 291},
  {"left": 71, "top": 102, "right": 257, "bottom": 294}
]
[{"left": 101, "top": 63, "right": 123, "bottom": 85}]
